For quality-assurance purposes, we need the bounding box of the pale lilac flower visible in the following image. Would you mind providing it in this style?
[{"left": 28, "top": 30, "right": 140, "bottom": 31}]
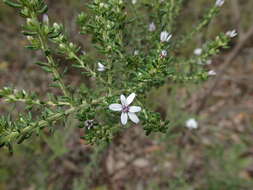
[
  {"left": 194, "top": 48, "right": 202, "bottom": 56},
  {"left": 160, "top": 31, "right": 172, "bottom": 42},
  {"left": 109, "top": 93, "right": 141, "bottom": 125},
  {"left": 160, "top": 50, "right": 167, "bottom": 58},
  {"left": 97, "top": 62, "right": 106, "bottom": 72},
  {"left": 186, "top": 118, "right": 198, "bottom": 129},
  {"left": 148, "top": 22, "right": 156, "bottom": 32},
  {"left": 226, "top": 30, "right": 237, "bottom": 38},
  {"left": 215, "top": 0, "right": 225, "bottom": 7},
  {"left": 42, "top": 14, "right": 49, "bottom": 24},
  {"left": 208, "top": 70, "right": 217, "bottom": 76}
]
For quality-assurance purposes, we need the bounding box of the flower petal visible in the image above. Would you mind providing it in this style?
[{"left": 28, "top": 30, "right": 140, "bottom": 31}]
[
  {"left": 109, "top": 104, "right": 122, "bottom": 111},
  {"left": 120, "top": 95, "right": 127, "bottom": 106},
  {"left": 121, "top": 112, "right": 128, "bottom": 125},
  {"left": 129, "top": 106, "right": 141, "bottom": 113},
  {"left": 98, "top": 62, "right": 104, "bottom": 68},
  {"left": 167, "top": 34, "right": 172, "bottom": 41},
  {"left": 128, "top": 112, "right": 140, "bottom": 124},
  {"left": 126, "top": 93, "right": 136, "bottom": 105}
]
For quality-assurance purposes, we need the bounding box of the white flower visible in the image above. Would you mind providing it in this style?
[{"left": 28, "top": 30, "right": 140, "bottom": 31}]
[
  {"left": 97, "top": 62, "right": 106, "bottom": 72},
  {"left": 109, "top": 93, "right": 141, "bottom": 125},
  {"left": 160, "top": 31, "right": 172, "bottom": 42},
  {"left": 132, "top": 0, "right": 137, "bottom": 4},
  {"left": 208, "top": 70, "right": 217, "bottom": 76},
  {"left": 215, "top": 0, "right": 225, "bottom": 7},
  {"left": 160, "top": 50, "right": 167, "bottom": 58},
  {"left": 148, "top": 22, "right": 156, "bottom": 32},
  {"left": 194, "top": 48, "right": 202, "bottom": 56},
  {"left": 186, "top": 118, "right": 198, "bottom": 129},
  {"left": 226, "top": 30, "right": 237, "bottom": 38}
]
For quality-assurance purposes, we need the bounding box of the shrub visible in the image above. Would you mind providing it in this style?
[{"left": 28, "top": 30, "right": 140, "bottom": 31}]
[{"left": 0, "top": 0, "right": 234, "bottom": 152}]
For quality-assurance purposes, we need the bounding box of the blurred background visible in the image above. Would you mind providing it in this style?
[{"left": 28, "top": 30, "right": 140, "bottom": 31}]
[{"left": 0, "top": 0, "right": 253, "bottom": 189}]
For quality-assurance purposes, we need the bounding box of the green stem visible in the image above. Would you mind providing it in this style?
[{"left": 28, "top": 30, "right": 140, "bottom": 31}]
[
  {"left": 3, "top": 94, "right": 70, "bottom": 106},
  {"left": 0, "top": 95, "right": 104, "bottom": 145},
  {"left": 38, "top": 34, "right": 71, "bottom": 98},
  {"left": 72, "top": 54, "right": 96, "bottom": 77},
  {"left": 0, "top": 101, "right": 88, "bottom": 144}
]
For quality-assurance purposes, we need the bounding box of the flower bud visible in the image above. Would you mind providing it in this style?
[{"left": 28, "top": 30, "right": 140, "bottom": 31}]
[
  {"left": 53, "top": 23, "right": 60, "bottom": 30},
  {"left": 42, "top": 14, "right": 49, "bottom": 24},
  {"left": 26, "top": 18, "right": 33, "bottom": 25},
  {"left": 59, "top": 43, "right": 65, "bottom": 49}
]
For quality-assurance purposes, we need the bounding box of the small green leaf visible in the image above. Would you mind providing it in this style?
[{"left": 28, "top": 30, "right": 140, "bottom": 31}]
[
  {"left": 22, "top": 31, "right": 37, "bottom": 36},
  {"left": 3, "top": 0, "right": 22, "bottom": 8},
  {"left": 38, "top": 4, "right": 48, "bottom": 14}
]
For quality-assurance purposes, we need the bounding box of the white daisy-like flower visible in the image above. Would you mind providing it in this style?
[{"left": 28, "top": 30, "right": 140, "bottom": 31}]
[
  {"left": 226, "top": 30, "right": 237, "bottom": 38},
  {"left": 97, "top": 62, "right": 106, "bottom": 72},
  {"left": 148, "top": 22, "right": 156, "bottom": 32},
  {"left": 208, "top": 70, "right": 217, "bottom": 76},
  {"left": 215, "top": 0, "right": 225, "bottom": 7},
  {"left": 109, "top": 93, "right": 141, "bottom": 125},
  {"left": 185, "top": 118, "right": 198, "bottom": 129},
  {"left": 160, "top": 31, "right": 172, "bottom": 42},
  {"left": 160, "top": 50, "right": 167, "bottom": 58},
  {"left": 194, "top": 48, "right": 202, "bottom": 56},
  {"left": 132, "top": 0, "right": 137, "bottom": 4}
]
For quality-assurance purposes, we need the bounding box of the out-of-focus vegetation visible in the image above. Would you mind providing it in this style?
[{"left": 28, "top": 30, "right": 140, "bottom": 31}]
[{"left": 0, "top": 0, "right": 253, "bottom": 189}]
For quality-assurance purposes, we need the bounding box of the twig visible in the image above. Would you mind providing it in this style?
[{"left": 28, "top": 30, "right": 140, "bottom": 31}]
[{"left": 195, "top": 25, "right": 253, "bottom": 114}]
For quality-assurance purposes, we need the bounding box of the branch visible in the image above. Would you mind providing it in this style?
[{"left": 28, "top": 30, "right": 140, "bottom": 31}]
[
  {"left": 0, "top": 102, "right": 85, "bottom": 144},
  {"left": 195, "top": 25, "right": 253, "bottom": 114},
  {"left": 0, "top": 87, "right": 70, "bottom": 107}
]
